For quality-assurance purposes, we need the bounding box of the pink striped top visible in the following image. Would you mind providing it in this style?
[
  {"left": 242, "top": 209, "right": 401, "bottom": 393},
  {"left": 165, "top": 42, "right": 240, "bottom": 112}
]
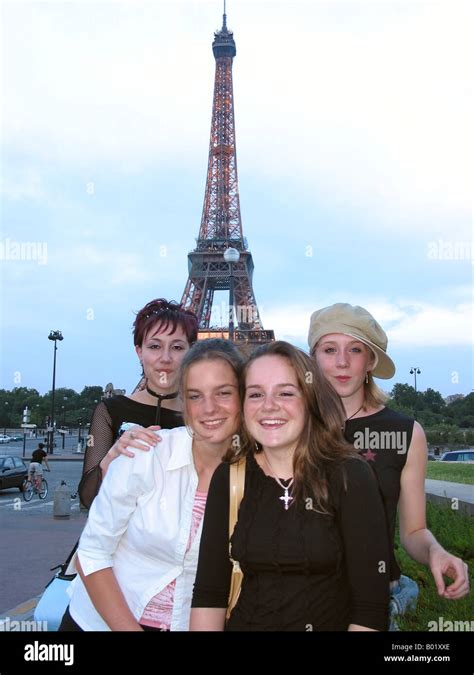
[{"left": 139, "top": 490, "right": 207, "bottom": 630}]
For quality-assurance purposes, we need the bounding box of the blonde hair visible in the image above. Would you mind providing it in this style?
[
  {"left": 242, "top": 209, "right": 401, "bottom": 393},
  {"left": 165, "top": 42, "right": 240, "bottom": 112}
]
[{"left": 363, "top": 373, "right": 388, "bottom": 409}]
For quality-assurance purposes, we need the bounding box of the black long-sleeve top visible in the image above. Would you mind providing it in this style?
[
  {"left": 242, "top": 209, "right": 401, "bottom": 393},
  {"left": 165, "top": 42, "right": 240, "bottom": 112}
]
[{"left": 192, "top": 453, "right": 390, "bottom": 631}]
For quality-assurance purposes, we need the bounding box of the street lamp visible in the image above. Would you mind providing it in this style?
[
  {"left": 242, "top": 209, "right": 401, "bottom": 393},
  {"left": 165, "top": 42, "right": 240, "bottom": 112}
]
[
  {"left": 3, "top": 401, "right": 9, "bottom": 436},
  {"left": 410, "top": 367, "right": 421, "bottom": 419},
  {"left": 47, "top": 330, "right": 64, "bottom": 454},
  {"left": 223, "top": 247, "right": 240, "bottom": 341}
]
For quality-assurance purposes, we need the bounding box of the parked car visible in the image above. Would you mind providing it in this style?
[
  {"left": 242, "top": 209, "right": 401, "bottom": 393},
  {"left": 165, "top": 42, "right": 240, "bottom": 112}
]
[
  {"left": 8, "top": 434, "right": 23, "bottom": 442},
  {"left": 439, "top": 450, "right": 474, "bottom": 463},
  {"left": 0, "top": 456, "right": 28, "bottom": 491},
  {"left": 0, "top": 435, "right": 11, "bottom": 444}
]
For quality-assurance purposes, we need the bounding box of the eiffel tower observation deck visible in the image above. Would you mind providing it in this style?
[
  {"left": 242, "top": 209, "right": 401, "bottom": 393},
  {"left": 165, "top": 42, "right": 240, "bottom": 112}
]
[{"left": 181, "top": 5, "right": 274, "bottom": 347}]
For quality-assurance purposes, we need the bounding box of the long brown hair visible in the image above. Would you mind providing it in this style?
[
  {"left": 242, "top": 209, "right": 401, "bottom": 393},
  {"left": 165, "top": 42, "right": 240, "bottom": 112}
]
[{"left": 234, "top": 341, "right": 359, "bottom": 514}]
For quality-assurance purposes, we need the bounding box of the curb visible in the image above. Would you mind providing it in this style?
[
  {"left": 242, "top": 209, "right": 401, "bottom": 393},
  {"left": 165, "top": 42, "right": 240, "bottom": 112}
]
[
  {"left": 0, "top": 596, "right": 41, "bottom": 627},
  {"left": 48, "top": 456, "right": 84, "bottom": 462},
  {"left": 425, "top": 492, "right": 474, "bottom": 516}
]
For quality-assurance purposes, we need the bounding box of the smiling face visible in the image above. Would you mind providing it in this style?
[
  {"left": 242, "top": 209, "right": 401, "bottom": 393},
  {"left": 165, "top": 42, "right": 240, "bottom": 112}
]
[
  {"left": 244, "top": 355, "right": 306, "bottom": 456},
  {"left": 313, "top": 333, "right": 375, "bottom": 400},
  {"left": 135, "top": 324, "right": 190, "bottom": 393},
  {"left": 185, "top": 358, "right": 240, "bottom": 450}
]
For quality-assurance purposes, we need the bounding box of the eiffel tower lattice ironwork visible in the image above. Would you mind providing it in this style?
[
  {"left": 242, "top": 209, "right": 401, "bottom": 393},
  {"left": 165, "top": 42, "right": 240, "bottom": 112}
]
[{"left": 181, "top": 9, "right": 274, "bottom": 345}]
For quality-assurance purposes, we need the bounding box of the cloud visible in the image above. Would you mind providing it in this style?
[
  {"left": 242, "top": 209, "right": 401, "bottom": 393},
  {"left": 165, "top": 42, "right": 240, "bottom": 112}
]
[
  {"left": 3, "top": 0, "right": 471, "bottom": 239},
  {"left": 1, "top": 170, "right": 45, "bottom": 202},
  {"left": 1, "top": 1, "right": 471, "bottom": 397},
  {"left": 2, "top": 3, "right": 213, "bottom": 167},
  {"left": 261, "top": 297, "right": 473, "bottom": 349},
  {"left": 387, "top": 302, "right": 473, "bottom": 347}
]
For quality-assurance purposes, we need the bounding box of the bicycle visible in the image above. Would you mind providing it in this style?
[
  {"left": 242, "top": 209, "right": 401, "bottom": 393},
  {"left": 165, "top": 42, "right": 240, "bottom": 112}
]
[{"left": 22, "top": 472, "right": 49, "bottom": 501}]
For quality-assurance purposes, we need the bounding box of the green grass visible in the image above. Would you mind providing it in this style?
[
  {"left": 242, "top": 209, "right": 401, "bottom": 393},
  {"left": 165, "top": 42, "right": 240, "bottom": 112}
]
[
  {"left": 426, "top": 462, "right": 474, "bottom": 485},
  {"left": 395, "top": 502, "right": 474, "bottom": 631}
]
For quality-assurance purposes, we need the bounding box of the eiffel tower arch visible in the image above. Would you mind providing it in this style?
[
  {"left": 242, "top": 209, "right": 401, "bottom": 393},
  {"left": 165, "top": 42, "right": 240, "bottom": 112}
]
[{"left": 181, "top": 9, "right": 274, "bottom": 348}]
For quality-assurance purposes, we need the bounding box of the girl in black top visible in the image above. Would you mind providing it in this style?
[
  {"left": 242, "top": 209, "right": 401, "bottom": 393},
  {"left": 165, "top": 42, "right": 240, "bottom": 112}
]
[
  {"left": 78, "top": 298, "right": 198, "bottom": 508},
  {"left": 308, "top": 303, "right": 469, "bottom": 603},
  {"left": 191, "top": 341, "right": 390, "bottom": 631}
]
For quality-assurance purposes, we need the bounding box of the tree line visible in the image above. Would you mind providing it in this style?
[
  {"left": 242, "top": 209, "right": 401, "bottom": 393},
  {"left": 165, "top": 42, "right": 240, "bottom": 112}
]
[
  {"left": 384, "top": 385, "right": 473, "bottom": 446},
  {"left": 0, "top": 386, "right": 103, "bottom": 430},
  {"left": 1, "top": 384, "right": 472, "bottom": 446}
]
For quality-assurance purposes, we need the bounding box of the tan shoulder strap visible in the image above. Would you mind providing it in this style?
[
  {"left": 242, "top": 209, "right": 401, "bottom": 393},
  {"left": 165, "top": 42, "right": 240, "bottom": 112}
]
[
  {"left": 229, "top": 457, "right": 246, "bottom": 538},
  {"left": 227, "top": 457, "right": 246, "bottom": 620}
]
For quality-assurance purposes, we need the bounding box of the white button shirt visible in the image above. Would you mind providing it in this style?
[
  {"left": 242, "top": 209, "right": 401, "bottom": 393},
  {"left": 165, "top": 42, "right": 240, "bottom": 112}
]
[{"left": 69, "top": 427, "right": 202, "bottom": 631}]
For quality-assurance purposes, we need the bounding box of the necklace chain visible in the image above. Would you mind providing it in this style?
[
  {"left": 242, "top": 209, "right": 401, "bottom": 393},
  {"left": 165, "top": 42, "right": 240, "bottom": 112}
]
[
  {"left": 346, "top": 403, "right": 364, "bottom": 421},
  {"left": 262, "top": 451, "right": 294, "bottom": 510}
]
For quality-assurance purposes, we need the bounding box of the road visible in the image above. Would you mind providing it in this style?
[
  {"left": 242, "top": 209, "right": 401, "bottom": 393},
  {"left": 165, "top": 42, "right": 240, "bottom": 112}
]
[
  {"left": 0, "top": 433, "right": 83, "bottom": 457},
  {"left": 0, "top": 459, "right": 86, "bottom": 615}
]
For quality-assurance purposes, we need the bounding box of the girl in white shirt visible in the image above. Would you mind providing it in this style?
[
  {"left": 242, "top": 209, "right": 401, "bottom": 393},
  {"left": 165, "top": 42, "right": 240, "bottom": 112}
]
[{"left": 59, "top": 338, "right": 242, "bottom": 631}]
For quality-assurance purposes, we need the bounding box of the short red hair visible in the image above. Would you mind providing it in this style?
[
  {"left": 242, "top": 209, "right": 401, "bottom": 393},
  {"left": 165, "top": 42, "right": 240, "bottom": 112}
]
[{"left": 133, "top": 298, "right": 198, "bottom": 347}]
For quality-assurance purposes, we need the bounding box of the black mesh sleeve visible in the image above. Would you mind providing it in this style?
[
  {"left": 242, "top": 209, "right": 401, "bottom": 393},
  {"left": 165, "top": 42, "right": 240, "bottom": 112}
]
[{"left": 78, "top": 402, "right": 115, "bottom": 509}]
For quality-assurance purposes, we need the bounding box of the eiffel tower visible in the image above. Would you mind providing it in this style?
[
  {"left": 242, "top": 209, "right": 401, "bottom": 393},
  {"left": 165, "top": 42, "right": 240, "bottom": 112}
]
[{"left": 181, "top": 6, "right": 274, "bottom": 347}]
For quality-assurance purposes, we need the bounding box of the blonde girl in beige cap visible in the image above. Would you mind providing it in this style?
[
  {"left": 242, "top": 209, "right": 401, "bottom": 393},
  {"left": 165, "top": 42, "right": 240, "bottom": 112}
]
[{"left": 308, "top": 303, "right": 469, "bottom": 627}]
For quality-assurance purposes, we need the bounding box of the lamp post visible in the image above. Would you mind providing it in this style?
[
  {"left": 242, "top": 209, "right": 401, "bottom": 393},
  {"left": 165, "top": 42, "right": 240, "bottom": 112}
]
[
  {"left": 62, "top": 396, "right": 68, "bottom": 427},
  {"left": 410, "top": 367, "right": 421, "bottom": 419},
  {"left": 223, "top": 247, "right": 240, "bottom": 341},
  {"left": 61, "top": 398, "right": 68, "bottom": 449},
  {"left": 3, "top": 401, "right": 8, "bottom": 436},
  {"left": 48, "top": 330, "right": 64, "bottom": 454},
  {"left": 35, "top": 404, "right": 40, "bottom": 437}
]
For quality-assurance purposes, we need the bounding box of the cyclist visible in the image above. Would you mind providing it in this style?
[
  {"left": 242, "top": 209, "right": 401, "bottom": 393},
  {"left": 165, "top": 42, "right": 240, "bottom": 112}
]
[{"left": 28, "top": 442, "right": 50, "bottom": 489}]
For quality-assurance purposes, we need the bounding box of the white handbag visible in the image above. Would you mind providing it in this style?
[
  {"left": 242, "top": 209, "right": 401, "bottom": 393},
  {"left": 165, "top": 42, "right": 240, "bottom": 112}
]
[{"left": 34, "top": 547, "right": 78, "bottom": 631}]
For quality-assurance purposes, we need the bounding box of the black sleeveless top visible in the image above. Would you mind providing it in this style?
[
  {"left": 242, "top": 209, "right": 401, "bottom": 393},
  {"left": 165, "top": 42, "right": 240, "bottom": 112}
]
[{"left": 345, "top": 407, "right": 415, "bottom": 581}]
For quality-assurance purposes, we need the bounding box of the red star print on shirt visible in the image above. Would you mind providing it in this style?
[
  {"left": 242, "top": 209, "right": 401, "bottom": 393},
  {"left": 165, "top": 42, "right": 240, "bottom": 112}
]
[{"left": 362, "top": 449, "right": 377, "bottom": 462}]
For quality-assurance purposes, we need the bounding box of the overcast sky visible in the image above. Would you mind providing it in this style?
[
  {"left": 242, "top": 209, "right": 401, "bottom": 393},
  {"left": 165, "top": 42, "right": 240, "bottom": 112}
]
[{"left": 1, "top": 0, "right": 472, "bottom": 401}]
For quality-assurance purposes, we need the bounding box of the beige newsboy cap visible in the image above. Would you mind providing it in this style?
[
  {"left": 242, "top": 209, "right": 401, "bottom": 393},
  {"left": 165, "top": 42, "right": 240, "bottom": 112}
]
[{"left": 308, "top": 303, "right": 396, "bottom": 379}]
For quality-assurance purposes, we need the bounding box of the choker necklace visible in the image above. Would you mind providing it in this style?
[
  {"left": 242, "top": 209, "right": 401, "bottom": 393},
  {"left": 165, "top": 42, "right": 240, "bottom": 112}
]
[
  {"left": 263, "top": 452, "right": 294, "bottom": 510},
  {"left": 146, "top": 385, "right": 178, "bottom": 400},
  {"left": 145, "top": 386, "right": 178, "bottom": 425},
  {"left": 346, "top": 404, "right": 364, "bottom": 422}
]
